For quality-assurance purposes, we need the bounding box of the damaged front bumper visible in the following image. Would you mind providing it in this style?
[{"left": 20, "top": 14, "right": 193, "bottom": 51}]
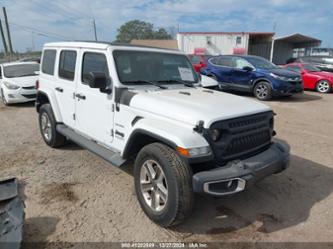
[{"left": 192, "top": 141, "right": 290, "bottom": 196}]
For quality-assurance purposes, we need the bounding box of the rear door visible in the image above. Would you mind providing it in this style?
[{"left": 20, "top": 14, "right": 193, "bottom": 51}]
[
  {"left": 75, "top": 50, "right": 114, "bottom": 146},
  {"left": 231, "top": 57, "right": 254, "bottom": 92},
  {"left": 54, "top": 49, "right": 78, "bottom": 128},
  {"left": 209, "top": 56, "right": 234, "bottom": 85}
]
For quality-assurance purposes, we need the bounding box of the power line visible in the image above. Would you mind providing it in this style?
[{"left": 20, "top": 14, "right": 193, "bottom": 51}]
[{"left": 9, "top": 22, "right": 74, "bottom": 40}]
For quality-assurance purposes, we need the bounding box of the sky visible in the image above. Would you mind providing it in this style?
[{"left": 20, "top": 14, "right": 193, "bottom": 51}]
[{"left": 0, "top": 0, "right": 332, "bottom": 52}]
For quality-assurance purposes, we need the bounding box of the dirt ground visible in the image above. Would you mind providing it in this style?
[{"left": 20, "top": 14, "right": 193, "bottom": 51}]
[{"left": 1, "top": 91, "right": 333, "bottom": 244}]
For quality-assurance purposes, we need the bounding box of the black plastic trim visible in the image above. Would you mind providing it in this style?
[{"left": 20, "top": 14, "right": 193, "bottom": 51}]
[
  {"left": 192, "top": 141, "right": 290, "bottom": 196},
  {"left": 122, "top": 129, "right": 177, "bottom": 159}
]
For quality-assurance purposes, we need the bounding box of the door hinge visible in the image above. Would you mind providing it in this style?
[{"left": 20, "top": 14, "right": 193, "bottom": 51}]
[
  {"left": 111, "top": 129, "right": 114, "bottom": 137},
  {"left": 73, "top": 113, "right": 76, "bottom": 120}
]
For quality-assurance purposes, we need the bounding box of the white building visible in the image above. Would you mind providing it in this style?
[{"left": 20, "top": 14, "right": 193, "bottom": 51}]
[{"left": 177, "top": 32, "right": 321, "bottom": 64}]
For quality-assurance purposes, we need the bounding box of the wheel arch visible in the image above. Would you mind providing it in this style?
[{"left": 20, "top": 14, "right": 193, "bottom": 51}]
[
  {"left": 122, "top": 129, "right": 177, "bottom": 159},
  {"left": 36, "top": 90, "right": 63, "bottom": 122},
  {"left": 252, "top": 78, "right": 272, "bottom": 90}
]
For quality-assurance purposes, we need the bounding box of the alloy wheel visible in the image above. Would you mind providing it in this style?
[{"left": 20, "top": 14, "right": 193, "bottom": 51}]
[
  {"left": 256, "top": 83, "right": 268, "bottom": 99},
  {"left": 41, "top": 113, "right": 52, "bottom": 141},
  {"left": 317, "top": 81, "right": 330, "bottom": 93},
  {"left": 140, "top": 160, "right": 168, "bottom": 212}
]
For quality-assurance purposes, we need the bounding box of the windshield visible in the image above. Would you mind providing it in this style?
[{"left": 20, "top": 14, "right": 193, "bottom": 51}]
[
  {"left": 4, "top": 64, "right": 40, "bottom": 78},
  {"left": 113, "top": 50, "right": 199, "bottom": 86},
  {"left": 245, "top": 57, "right": 277, "bottom": 70},
  {"left": 303, "top": 64, "right": 321, "bottom": 72}
]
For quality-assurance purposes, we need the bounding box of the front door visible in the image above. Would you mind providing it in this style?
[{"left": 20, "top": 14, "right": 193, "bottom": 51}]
[
  {"left": 231, "top": 57, "right": 254, "bottom": 92},
  {"left": 75, "top": 50, "right": 114, "bottom": 146}
]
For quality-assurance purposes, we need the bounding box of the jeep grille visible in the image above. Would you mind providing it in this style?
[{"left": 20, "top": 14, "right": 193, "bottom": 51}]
[{"left": 204, "top": 111, "right": 274, "bottom": 165}]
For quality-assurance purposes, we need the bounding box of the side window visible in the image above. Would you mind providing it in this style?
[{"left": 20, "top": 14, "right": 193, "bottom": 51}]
[
  {"left": 190, "top": 55, "right": 201, "bottom": 64},
  {"left": 218, "top": 57, "right": 234, "bottom": 67},
  {"left": 234, "top": 58, "right": 254, "bottom": 69},
  {"left": 82, "top": 52, "right": 109, "bottom": 85},
  {"left": 42, "top": 49, "right": 57, "bottom": 75},
  {"left": 287, "top": 65, "right": 301, "bottom": 73},
  {"left": 59, "top": 50, "right": 77, "bottom": 81},
  {"left": 236, "top": 36, "right": 242, "bottom": 45}
]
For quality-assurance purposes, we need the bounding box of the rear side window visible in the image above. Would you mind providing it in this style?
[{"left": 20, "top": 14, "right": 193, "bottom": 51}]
[
  {"left": 287, "top": 65, "right": 301, "bottom": 73},
  {"left": 82, "top": 52, "right": 109, "bottom": 85},
  {"left": 189, "top": 55, "right": 201, "bottom": 64},
  {"left": 211, "top": 56, "right": 234, "bottom": 67},
  {"left": 59, "top": 50, "right": 77, "bottom": 81},
  {"left": 42, "top": 49, "right": 56, "bottom": 75}
]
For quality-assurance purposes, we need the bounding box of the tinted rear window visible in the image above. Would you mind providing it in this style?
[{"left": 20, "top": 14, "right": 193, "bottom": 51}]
[
  {"left": 42, "top": 50, "right": 56, "bottom": 75},
  {"left": 59, "top": 50, "right": 77, "bottom": 81}
]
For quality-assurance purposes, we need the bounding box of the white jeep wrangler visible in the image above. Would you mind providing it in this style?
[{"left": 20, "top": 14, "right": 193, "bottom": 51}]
[{"left": 36, "top": 42, "right": 290, "bottom": 227}]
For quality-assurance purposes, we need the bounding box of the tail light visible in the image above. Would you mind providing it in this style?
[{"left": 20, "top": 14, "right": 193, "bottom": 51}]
[{"left": 35, "top": 80, "right": 39, "bottom": 89}]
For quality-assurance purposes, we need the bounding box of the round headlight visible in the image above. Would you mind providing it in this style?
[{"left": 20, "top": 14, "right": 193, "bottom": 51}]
[{"left": 210, "top": 129, "right": 221, "bottom": 141}]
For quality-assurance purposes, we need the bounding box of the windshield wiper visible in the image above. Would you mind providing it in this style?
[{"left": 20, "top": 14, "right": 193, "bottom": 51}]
[
  {"left": 157, "top": 80, "right": 195, "bottom": 88},
  {"left": 122, "top": 80, "right": 167, "bottom": 89}
]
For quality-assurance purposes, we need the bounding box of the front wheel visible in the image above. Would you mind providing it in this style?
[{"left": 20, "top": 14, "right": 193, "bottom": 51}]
[
  {"left": 254, "top": 81, "right": 272, "bottom": 101},
  {"left": 316, "top": 80, "right": 331, "bottom": 93},
  {"left": 134, "top": 143, "right": 193, "bottom": 227}
]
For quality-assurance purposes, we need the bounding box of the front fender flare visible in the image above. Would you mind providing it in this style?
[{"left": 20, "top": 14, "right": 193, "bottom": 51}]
[{"left": 122, "top": 118, "right": 210, "bottom": 158}]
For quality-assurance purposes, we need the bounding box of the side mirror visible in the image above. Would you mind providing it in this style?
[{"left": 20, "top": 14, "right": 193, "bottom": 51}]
[
  {"left": 86, "top": 72, "right": 112, "bottom": 94},
  {"left": 242, "top": 66, "right": 253, "bottom": 71}
]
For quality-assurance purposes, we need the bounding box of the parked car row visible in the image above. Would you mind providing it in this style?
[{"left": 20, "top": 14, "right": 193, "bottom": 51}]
[
  {"left": 190, "top": 54, "right": 332, "bottom": 100},
  {"left": 2, "top": 42, "right": 331, "bottom": 228}
]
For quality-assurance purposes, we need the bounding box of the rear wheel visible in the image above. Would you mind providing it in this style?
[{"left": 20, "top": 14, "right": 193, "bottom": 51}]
[
  {"left": 134, "top": 143, "right": 193, "bottom": 227},
  {"left": 39, "top": 104, "right": 66, "bottom": 148},
  {"left": 316, "top": 80, "right": 331, "bottom": 93},
  {"left": 254, "top": 81, "right": 272, "bottom": 100},
  {"left": 1, "top": 88, "right": 9, "bottom": 106}
]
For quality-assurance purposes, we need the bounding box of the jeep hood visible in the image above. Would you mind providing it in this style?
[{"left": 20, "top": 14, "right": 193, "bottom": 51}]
[{"left": 129, "top": 88, "right": 272, "bottom": 128}]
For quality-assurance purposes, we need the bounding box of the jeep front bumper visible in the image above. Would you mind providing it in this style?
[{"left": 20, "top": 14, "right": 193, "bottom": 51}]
[{"left": 192, "top": 141, "right": 290, "bottom": 196}]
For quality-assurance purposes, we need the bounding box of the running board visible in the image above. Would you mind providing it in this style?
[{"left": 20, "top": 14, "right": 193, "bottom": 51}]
[{"left": 56, "top": 124, "right": 126, "bottom": 167}]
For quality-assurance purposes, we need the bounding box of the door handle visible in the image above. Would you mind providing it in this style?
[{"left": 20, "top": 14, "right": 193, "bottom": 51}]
[
  {"left": 75, "top": 93, "right": 86, "bottom": 100},
  {"left": 55, "top": 87, "right": 63, "bottom": 93}
]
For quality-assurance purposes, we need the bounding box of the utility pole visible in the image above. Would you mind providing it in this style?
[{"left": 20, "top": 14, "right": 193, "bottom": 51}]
[
  {"left": 31, "top": 31, "right": 35, "bottom": 51},
  {"left": 0, "top": 19, "right": 8, "bottom": 56},
  {"left": 93, "top": 19, "right": 97, "bottom": 41},
  {"left": 3, "top": 7, "right": 13, "bottom": 54}
]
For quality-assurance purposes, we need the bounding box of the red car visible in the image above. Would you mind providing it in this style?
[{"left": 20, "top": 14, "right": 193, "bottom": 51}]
[
  {"left": 284, "top": 63, "right": 333, "bottom": 93},
  {"left": 188, "top": 54, "right": 211, "bottom": 72}
]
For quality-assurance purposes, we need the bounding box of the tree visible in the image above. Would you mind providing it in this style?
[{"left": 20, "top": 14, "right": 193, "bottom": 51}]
[{"left": 115, "top": 20, "right": 172, "bottom": 43}]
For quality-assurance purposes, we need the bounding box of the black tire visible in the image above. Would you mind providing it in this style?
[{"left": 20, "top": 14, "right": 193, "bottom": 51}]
[
  {"left": 253, "top": 81, "right": 273, "bottom": 101},
  {"left": 134, "top": 143, "right": 193, "bottom": 227},
  {"left": 316, "top": 80, "right": 331, "bottom": 93},
  {"left": 1, "top": 88, "right": 9, "bottom": 106},
  {"left": 39, "top": 104, "right": 66, "bottom": 148}
]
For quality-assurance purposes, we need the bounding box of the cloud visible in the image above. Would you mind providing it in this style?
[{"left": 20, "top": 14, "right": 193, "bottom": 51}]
[{"left": 1, "top": 0, "right": 332, "bottom": 51}]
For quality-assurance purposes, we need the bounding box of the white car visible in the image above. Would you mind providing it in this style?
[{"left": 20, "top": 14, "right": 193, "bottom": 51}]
[
  {"left": 36, "top": 42, "right": 290, "bottom": 227},
  {"left": 0, "top": 62, "right": 40, "bottom": 105}
]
